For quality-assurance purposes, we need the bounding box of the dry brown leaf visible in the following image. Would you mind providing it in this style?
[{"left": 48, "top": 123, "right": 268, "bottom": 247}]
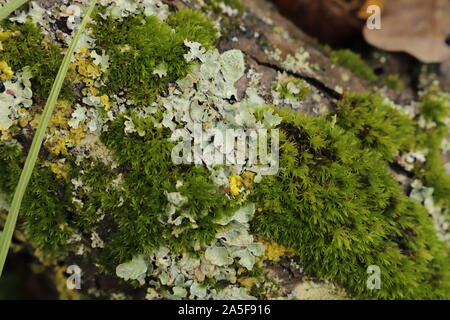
[
  {"left": 363, "top": 0, "right": 450, "bottom": 63},
  {"left": 357, "top": 0, "right": 384, "bottom": 19}
]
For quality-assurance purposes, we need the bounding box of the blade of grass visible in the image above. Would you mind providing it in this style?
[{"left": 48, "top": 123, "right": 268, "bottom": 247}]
[
  {"left": 0, "top": 0, "right": 29, "bottom": 21},
  {"left": 0, "top": 0, "right": 97, "bottom": 276}
]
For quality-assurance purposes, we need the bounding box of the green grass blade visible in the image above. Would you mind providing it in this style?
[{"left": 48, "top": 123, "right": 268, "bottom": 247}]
[
  {"left": 0, "top": 0, "right": 29, "bottom": 21},
  {"left": 0, "top": 0, "right": 97, "bottom": 276}
]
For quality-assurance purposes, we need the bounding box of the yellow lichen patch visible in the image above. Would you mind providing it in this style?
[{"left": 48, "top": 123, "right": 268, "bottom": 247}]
[
  {"left": 0, "top": 129, "right": 12, "bottom": 141},
  {"left": 49, "top": 100, "right": 71, "bottom": 130},
  {"left": 229, "top": 171, "right": 256, "bottom": 196},
  {"left": 81, "top": 77, "right": 99, "bottom": 96},
  {"left": 236, "top": 267, "right": 248, "bottom": 276},
  {"left": 72, "top": 47, "right": 100, "bottom": 96},
  {"left": 30, "top": 115, "right": 40, "bottom": 130},
  {"left": 238, "top": 276, "right": 260, "bottom": 290},
  {"left": 0, "top": 30, "right": 15, "bottom": 39},
  {"left": 100, "top": 94, "right": 111, "bottom": 111},
  {"left": 45, "top": 126, "right": 86, "bottom": 156},
  {"left": 78, "top": 62, "right": 100, "bottom": 78},
  {"left": 0, "top": 60, "right": 13, "bottom": 80},
  {"left": 17, "top": 107, "right": 33, "bottom": 128},
  {"left": 45, "top": 136, "right": 72, "bottom": 156},
  {"left": 45, "top": 160, "right": 69, "bottom": 179},
  {"left": 229, "top": 175, "right": 243, "bottom": 196},
  {"left": 74, "top": 48, "right": 100, "bottom": 77},
  {"left": 241, "top": 171, "right": 256, "bottom": 189},
  {"left": 85, "top": 85, "right": 99, "bottom": 96},
  {"left": 70, "top": 126, "right": 86, "bottom": 146},
  {"left": 79, "top": 46, "right": 89, "bottom": 55},
  {"left": 260, "top": 240, "right": 293, "bottom": 263},
  {"left": 38, "top": 100, "right": 86, "bottom": 155}
]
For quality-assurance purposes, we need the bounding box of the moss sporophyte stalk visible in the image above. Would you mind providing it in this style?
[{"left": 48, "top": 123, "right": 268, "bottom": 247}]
[{"left": 0, "top": 0, "right": 449, "bottom": 300}]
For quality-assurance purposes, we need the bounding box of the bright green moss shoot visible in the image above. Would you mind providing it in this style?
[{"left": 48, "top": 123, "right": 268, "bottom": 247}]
[
  {"left": 383, "top": 74, "right": 405, "bottom": 91},
  {"left": 419, "top": 91, "right": 449, "bottom": 127},
  {"left": 331, "top": 49, "right": 377, "bottom": 81},
  {"left": 92, "top": 8, "right": 218, "bottom": 106},
  {"left": 0, "top": 20, "right": 74, "bottom": 102},
  {"left": 335, "top": 92, "right": 415, "bottom": 161},
  {"left": 167, "top": 8, "right": 218, "bottom": 50},
  {"left": 250, "top": 107, "right": 450, "bottom": 299},
  {"left": 0, "top": 142, "right": 74, "bottom": 256},
  {"left": 204, "top": 0, "right": 245, "bottom": 14},
  {"left": 416, "top": 90, "right": 450, "bottom": 207}
]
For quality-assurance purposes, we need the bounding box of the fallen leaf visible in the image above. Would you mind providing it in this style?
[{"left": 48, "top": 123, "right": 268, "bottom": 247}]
[
  {"left": 357, "top": 0, "right": 384, "bottom": 19},
  {"left": 363, "top": 0, "right": 450, "bottom": 63}
]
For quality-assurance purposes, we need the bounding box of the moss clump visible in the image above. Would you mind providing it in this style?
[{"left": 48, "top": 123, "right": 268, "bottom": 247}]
[
  {"left": 0, "top": 20, "right": 74, "bottom": 102},
  {"left": 419, "top": 90, "right": 449, "bottom": 126},
  {"left": 67, "top": 160, "right": 118, "bottom": 232},
  {"left": 167, "top": 8, "right": 218, "bottom": 50},
  {"left": 335, "top": 92, "right": 415, "bottom": 160},
  {"left": 330, "top": 49, "right": 377, "bottom": 81},
  {"left": 204, "top": 0, "right": 245, "bottom": 14},
  {"left": 416, "top": 90, "right": 450, "bottom": 206},
  {"left": 250, "top": 108, "right": 450, "bottom": 299},
  {"left": 383, "top": 74, "right": 405, "bottom": 91},
  {"left": 92, "top": 8, "right": 218, "bottom": 106},
  {"left": 0, "top": 142, "right": 73, "bottom": 256}
]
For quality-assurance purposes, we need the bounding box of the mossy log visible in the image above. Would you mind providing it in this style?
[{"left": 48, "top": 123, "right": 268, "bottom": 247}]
[{"left": 0, "top": 0, "right": 449, "bottom": 300}]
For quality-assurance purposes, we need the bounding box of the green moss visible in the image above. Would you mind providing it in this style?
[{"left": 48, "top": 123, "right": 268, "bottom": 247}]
[
  {"left": 250, "top": 108, "right": 450, "bottom": 299},
  {"left": 0, "top": 142, "right": 73, "bottom": 257},
  {"left": 167, "top": 8, "right": 218, "bottom": 50},
  {"left": 419, "top": 90, "right": 449, "bottom": 126},
  {"left": 0, "top": 20, "right": 74, "bottom": 102},
  {"left": 67, "top": 160, "right": 118, "bottom": 232},
  {"left": 201, "top": 0, "right": 245, "bottom": 40},
  {"left": 0, "top": 142, "right": 23, "bottom": 197},
  {"left": 92, "top": 8, "right": 218, "bottom": 106},
  {"left": 419, "top": 132, "right": 450, "bottom": 207},
  {"left": 330, "top": 49, "right": 377, "bottom": 81},
  {"left": 204, "top": 0, "right": 245, "bottom": 14},
  {"left": 334, "top": 92, "right": 415, "bottom": 160},
  {"left": 383, "top": 74, "right": 405, "bottom": 91},
  {"left": 415, "top": 90, "right": 450, "bottom": 206}
]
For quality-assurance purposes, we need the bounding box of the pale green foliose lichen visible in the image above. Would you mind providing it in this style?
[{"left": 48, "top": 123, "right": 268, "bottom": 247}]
[
  {"left": 272, "top": 72, "right": 311, "bottom": 108},
  {"left": 410, "top": 180, "right": 450, "bottom": 244},
  {"left": 0, "top": 66, "right": 33, "bottom": 130},
  {"left": 116, "top": 255, "right": 148, "bottom": 285}
]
